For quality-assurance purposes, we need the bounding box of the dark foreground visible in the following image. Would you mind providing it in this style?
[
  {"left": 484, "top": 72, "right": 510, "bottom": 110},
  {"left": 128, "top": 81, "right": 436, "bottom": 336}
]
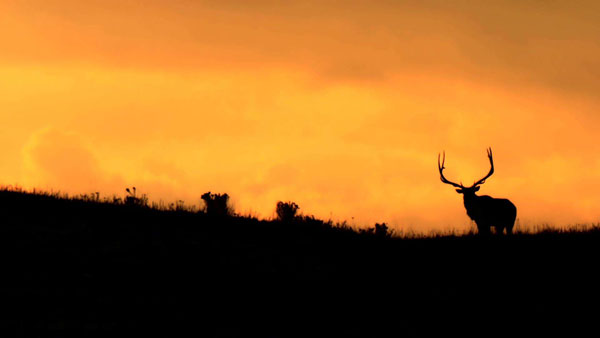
[{"left": 1, "top": 190, "right": 598, "bottom": 337}]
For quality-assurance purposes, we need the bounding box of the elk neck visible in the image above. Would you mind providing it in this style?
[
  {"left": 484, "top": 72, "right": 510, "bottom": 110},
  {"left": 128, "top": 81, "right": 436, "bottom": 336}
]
[{"left": 462, "top": 191, "right": 480, "bottom": 209}]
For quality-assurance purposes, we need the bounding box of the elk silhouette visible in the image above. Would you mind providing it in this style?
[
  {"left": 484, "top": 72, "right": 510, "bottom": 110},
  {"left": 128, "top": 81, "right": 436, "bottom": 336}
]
[{"left": 438, "top": 148, "right": 517, "bottom": 235}]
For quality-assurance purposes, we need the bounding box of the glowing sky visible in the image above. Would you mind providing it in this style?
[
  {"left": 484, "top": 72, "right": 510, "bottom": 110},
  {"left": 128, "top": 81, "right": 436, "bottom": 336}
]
[{"left": 2, "top": 1, "right": 600, "bottom": 231}]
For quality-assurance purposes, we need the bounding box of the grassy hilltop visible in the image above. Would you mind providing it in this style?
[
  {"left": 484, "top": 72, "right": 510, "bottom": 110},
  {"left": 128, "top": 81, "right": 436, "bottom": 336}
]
[{"left": 0, "top": 187, "right": 599, "bottom": 337}]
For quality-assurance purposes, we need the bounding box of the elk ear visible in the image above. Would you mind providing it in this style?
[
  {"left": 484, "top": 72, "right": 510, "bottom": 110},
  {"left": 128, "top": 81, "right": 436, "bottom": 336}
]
[
  {"left": 474, "top": 186, "right": 480, "bottom": 192},
  {"left": 455, "top": 189, "right": 462, "bottom": 193}
]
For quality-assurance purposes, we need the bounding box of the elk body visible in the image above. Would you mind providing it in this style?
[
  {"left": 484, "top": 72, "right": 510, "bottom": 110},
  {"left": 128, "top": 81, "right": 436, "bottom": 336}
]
[{"left": 438, "top": 148, "right": 517, "bottom": 235}]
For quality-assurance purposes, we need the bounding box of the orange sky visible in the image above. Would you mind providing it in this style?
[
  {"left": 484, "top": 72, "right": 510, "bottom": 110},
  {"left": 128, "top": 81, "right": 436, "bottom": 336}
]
[{"left": 2, "top": 1, "right": 600, "bottom": 231}]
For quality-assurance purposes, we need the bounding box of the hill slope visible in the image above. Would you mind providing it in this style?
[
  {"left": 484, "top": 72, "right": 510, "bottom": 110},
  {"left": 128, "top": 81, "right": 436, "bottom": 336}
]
[{"left": 0, "top": 190, "right": 598, "bottom": 336}]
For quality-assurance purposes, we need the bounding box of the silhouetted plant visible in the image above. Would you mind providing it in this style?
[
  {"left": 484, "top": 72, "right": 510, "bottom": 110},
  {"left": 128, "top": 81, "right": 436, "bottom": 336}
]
[
  {"left": 79, "top": 192, "right": 100, "bottom": 203},
  {"left": 375, "top": 222, "right": 390, "bottom": 238},
  {"left": 360, "top": 222, "right": 392, "bottom": 239},
  {"left": 167, "top": 200, "right": 191, "bottom": 212},
  {"left": 276, "top": 201, "right": 299, "bottom": 222},
  {"left": 201, "top": 192, "right": 232, "bottom": 217},
  {"left": 125, "top": 187, "right": 148, "bottom": 207}
]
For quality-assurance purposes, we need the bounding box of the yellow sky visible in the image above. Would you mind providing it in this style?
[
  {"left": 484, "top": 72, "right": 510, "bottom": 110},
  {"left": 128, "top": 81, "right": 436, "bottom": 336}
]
[{"left": 2, "top": 1, "right": 600, "bottom": 231}]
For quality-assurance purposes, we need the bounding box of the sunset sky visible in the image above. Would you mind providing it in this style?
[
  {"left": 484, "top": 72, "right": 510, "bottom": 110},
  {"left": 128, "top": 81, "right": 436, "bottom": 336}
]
[{"left": 2, "top": 1, "right": 600, "bottom": 231}]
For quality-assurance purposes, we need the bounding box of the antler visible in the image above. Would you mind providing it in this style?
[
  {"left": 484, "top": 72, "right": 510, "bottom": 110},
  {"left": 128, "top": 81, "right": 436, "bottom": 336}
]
[
  {"left": 471, "top": 147, "right": 494, "bottom": 187},
  {"left": 438, "top": 151, "right": 464, "bottom": 188}
]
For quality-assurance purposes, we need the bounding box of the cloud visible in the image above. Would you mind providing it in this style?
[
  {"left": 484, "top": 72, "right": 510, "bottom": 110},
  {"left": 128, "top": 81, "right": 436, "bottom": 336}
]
[
  {"left": 2, "top": 0, "right": 600, "bottom": 95},
  {"left": 22, "top": 128, "right": 124, "bottom": 194}
]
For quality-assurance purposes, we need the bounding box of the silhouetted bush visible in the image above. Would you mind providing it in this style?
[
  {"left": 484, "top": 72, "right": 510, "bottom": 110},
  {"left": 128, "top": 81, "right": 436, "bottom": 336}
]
[
  {"left": 276, "top": 201, "right": 299, "bottom": 222},
  {"left": 125, "top": 187, "right": 148, "bottom": 207},
  {"left": 375, "top": 222, "right": 391, "bottom": 238},
  {"left": 359, "top": 222, "right": 392, "bottom": 239},
  {"left": 201, "top": 192, "right": 233, "bottom": 217}
]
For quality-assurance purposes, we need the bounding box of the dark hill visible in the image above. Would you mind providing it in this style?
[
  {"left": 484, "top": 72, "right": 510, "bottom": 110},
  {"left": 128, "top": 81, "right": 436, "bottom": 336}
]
[{"left": 0, "top": 189, "right": 598, "bottom": 337}]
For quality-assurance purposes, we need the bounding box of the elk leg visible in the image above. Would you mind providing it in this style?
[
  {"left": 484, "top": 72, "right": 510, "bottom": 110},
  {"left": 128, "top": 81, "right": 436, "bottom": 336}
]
[
  {"left": 476, "top": 223, "right": 490, "bottom": 236},
  {"left": 505, "top": 224, "right": 514, "bottom": 235}
]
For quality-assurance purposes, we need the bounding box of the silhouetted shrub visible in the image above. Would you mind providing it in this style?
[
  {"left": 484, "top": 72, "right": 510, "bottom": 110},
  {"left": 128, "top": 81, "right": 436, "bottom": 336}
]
[
  {"left": 375, "top": 223, "right": 390, "bottom": 238},
  {"left": 201, "top": 192, "right": 233, "bottom": 217},
  {"left": 360, "top": 222, "right": 392, "bottom": 239},
  {"left": 276, "top": 201, "right": 299, "bottom": 222},
  {"left": 125, "top": 187, "right": 148, "bottom": 207}
]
